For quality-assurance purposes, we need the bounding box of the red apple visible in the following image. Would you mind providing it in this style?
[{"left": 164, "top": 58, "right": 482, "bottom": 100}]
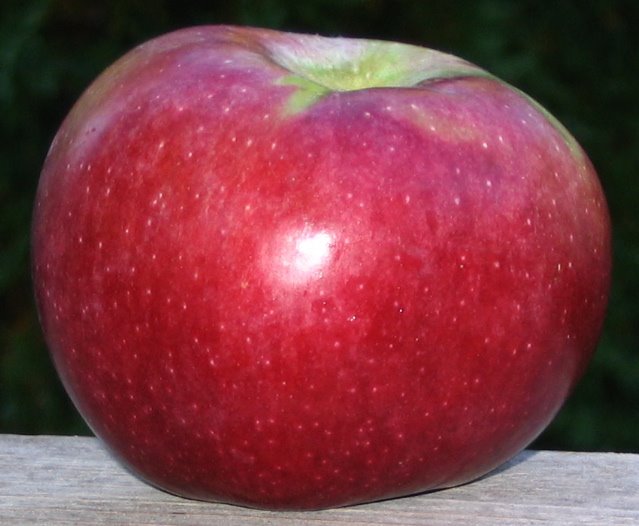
[{"left": 32, "top": 25, "right": 611, "bottom": 510}]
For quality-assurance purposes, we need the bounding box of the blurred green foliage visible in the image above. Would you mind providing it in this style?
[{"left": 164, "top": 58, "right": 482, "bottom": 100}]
[{"left": 1, "top": 0, "right": 637, "bottom": 451}]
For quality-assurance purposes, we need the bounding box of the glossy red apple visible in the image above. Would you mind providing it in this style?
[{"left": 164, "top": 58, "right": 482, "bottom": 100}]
[{"left": 32, "top": 25, "right": 611, "bottom": 510}]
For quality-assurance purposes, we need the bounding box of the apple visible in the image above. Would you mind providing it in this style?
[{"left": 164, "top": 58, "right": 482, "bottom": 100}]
[{"left": 32, "top": 25, "right": 611, "bottom": 510}]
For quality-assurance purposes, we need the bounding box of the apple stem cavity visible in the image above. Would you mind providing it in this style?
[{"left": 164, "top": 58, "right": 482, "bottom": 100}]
[{"left": 258, "top": 30, "right": 489, "bottom": 113}]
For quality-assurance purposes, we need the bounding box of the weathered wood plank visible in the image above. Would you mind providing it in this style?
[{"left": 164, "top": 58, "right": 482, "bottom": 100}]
[{"left": 1, "top": 434, "right": 637, "bottom": 525}]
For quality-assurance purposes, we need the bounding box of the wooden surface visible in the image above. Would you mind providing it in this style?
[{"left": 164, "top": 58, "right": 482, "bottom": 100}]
[{"left": 1, "top": 434, "right": 637, "bottom": 525}]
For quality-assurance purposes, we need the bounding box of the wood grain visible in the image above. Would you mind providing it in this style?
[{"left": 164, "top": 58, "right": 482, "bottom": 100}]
[{"left": 1, "top": 434, "right": 637, "bottom": 525}]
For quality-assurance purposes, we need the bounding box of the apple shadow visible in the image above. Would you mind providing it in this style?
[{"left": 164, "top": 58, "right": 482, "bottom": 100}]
[
  {"left": 480, "top": 449, "right": 539, "bottom": 479},
  {"left": 352, "top": 449, "right": 541, "bottom": 509}
]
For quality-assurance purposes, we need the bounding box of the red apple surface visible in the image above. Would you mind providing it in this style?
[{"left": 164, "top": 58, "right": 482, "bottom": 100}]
[{"left": 32, "top": 26, "right": 611, "bottom": 510}]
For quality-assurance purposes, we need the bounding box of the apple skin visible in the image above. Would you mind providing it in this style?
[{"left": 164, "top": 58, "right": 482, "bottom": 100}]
[{"left": 32, "top": 26, "right": 611, "bottom": 510}]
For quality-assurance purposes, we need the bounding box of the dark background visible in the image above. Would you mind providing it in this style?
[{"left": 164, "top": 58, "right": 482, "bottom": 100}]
[{"left": 1, "top": 0, "right": 637, "bottom": 452}]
